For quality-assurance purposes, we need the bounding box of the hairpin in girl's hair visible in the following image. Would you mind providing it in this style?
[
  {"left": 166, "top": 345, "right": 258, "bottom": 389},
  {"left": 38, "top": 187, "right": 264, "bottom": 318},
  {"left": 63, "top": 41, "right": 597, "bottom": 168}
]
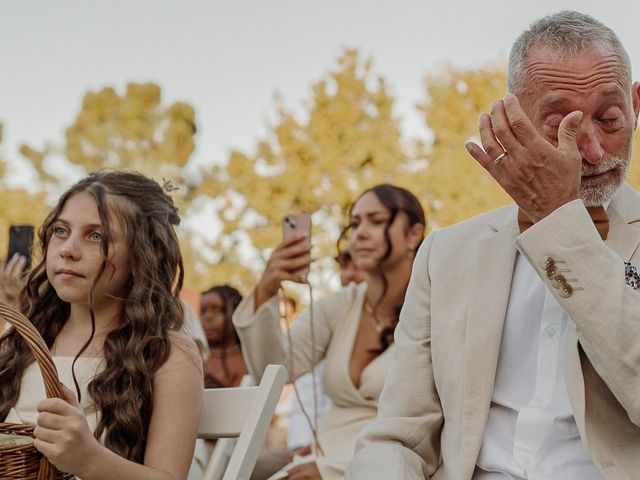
[{"left": 162, "top": 178, "right": 180, "bottom": 193}]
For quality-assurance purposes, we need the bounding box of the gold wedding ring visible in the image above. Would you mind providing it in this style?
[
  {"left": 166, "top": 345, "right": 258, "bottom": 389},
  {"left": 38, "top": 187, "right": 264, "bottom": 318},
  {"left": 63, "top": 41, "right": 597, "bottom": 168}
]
[{"left": 493, "top": 151, "right": 508, "bottom": 165}]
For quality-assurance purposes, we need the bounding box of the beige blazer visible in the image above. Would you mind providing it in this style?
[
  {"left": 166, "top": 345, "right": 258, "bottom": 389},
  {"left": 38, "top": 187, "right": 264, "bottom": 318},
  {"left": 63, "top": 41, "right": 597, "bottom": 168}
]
[{"left": 346, "top": 184, "right": 640, "bottom": 480}]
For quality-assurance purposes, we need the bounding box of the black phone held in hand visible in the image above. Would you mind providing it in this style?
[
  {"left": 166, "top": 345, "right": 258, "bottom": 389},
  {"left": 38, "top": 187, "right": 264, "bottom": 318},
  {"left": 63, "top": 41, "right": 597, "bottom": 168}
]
[{"left": 6, "top": 224, "right": 35, "bottom": 271}]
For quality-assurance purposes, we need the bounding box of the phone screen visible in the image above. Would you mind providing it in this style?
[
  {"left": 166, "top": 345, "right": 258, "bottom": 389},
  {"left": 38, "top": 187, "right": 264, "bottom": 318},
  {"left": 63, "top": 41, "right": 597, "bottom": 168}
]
[{"left": 6, "top": 225, "right": 35, "bottom": 271}]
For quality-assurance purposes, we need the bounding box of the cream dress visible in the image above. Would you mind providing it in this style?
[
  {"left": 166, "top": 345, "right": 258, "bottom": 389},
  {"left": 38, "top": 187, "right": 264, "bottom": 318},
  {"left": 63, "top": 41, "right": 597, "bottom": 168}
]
[
  {"left": 2, "top": 356, "right": 103, "bottom": 480},
  {"left": 3, "top": 330, "right": 203, "bottom": 479},
  {"left": 4, "top": 356, "right": 104, "bottom": 431},
  {"left": 233, "top": 282, "right": 393, "bottom": 480}
]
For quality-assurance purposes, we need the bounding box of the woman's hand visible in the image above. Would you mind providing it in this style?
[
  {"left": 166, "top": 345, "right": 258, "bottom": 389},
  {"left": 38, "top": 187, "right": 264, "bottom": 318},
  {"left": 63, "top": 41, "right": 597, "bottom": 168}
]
[
  {"left": 0, "top": 254, "right": 27, "bottom": 308},
  {"left": 285, "top": 460, "right": 322, "bottom": 480},
  {"left": 254, "top": 233, "right": 311, "bottom": 310},
  {"left": 34, "top": 385, "right": 104, "bottom": 477}
]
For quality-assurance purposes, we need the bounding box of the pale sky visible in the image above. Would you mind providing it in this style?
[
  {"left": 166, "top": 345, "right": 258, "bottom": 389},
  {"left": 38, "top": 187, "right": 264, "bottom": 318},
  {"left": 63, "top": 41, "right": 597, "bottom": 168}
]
[{"left": 2, "top": 0, "right": 640, "bottom": 180}]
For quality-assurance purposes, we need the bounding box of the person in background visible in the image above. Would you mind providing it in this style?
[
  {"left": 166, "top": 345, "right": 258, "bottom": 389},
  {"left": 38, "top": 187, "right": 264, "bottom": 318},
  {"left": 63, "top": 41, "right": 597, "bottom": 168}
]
[
  {"left": 348, "top": 11, "right": 640, "bottom": 479},
  {"left": 234, "top": 184, "right": 426, "bottom": 480},
  {"left": 0, "top": 254, "right": 27, "bottom": 320},
  {"left": 334, "top": 249, "right": 366, "bottom": 287},
  {"left": 200, "top": 284, "right": 247, "bottom": 388}
]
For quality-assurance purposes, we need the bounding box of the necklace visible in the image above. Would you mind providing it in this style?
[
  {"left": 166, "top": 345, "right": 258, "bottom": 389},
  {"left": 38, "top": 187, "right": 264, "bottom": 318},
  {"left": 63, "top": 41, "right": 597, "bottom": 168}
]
[{"left": 363, "top": 300, "right": 396, "bottom": 333}]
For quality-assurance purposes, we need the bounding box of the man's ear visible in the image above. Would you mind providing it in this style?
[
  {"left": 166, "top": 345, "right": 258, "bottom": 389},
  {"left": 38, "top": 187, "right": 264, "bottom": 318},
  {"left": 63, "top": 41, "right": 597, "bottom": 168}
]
[{"left": 632, "top": 81, "right": 640, "bottom": 130}]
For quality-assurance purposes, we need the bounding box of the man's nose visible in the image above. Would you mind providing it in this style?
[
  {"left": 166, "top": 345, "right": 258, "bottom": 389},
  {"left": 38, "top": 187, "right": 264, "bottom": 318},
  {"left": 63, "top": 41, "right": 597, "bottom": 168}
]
[{"left": 576, "top": 121, "right": 604, "bottom": 165}]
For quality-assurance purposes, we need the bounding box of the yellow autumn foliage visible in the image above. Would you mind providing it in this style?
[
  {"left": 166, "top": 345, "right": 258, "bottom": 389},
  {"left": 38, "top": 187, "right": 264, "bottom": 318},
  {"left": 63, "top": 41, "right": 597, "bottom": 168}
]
[
  {"left": 20, "top": 82, "right": 197, "bottom": 194},
  {"left": 0, "top": 127, "right": 49, "bottom": 261},
  {"left": 15, "top": 84, "right": 200, "bottom": 286},
  {"left": 194, "top": 49, "right": 421, "bottom": 293},
  {"left": 417, "top": 63, "right": 512, "bottom": 228},
  {"left": 8, "top": 58, "right": 640, "bottom": 298}
]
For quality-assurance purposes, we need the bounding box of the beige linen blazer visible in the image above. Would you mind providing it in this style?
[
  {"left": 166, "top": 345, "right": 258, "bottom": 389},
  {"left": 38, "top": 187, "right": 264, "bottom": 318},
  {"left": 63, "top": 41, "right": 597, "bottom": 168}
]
[{"left": 346, "top": 184, "right": 640, "bottom": 480}]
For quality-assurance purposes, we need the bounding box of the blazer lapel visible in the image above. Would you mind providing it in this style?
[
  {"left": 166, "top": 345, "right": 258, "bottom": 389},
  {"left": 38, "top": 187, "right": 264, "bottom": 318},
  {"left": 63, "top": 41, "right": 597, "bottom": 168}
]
[{"left": 460, "top": 207, "right": 519, "bottom": 479}]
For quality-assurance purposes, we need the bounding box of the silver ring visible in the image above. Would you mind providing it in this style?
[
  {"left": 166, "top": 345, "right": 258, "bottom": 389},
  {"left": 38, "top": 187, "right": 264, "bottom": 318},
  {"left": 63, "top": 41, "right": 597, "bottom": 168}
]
[{"left": 493, "top": 151, "right": 508, "bottom": 165}]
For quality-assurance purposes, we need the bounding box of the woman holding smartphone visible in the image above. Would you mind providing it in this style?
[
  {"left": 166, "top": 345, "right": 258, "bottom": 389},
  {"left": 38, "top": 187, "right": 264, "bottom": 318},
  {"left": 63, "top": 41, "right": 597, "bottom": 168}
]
[{"left": 233, "top": 184, "right": 425, "bottom": 480}]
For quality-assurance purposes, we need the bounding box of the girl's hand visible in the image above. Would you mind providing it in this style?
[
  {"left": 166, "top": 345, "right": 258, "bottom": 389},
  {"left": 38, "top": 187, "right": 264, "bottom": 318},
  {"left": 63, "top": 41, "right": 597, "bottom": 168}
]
[
  {"left": 285, "top": 460, "right": 322, "bottom": 480},
  {"left": 34, "top": 385, "right": 104, "bottom": 477},
  {"left": 254, "top": 233, "right": 311, "bottom": 310}
]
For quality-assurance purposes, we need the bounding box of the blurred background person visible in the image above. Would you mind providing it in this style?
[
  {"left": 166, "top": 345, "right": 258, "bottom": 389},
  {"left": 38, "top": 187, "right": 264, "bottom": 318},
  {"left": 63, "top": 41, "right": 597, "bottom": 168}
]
[
  {"left": 334, "top": 248, "right": 366, "bottom": 287},
  {"left": 0, "top": 254, "right": 27, "bottom": 333},
  {"left": 0, "top": 254, "right": 27, "bottom": 307},
  {"left": 200, "top": 284, "right": 247, "bottom": 388}
]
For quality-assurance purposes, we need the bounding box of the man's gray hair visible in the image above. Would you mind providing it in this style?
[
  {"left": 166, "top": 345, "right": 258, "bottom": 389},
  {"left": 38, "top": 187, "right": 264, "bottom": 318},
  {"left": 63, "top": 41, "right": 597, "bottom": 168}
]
[{"left": 508, "top": 10, "right": 631, "bottom": 95}]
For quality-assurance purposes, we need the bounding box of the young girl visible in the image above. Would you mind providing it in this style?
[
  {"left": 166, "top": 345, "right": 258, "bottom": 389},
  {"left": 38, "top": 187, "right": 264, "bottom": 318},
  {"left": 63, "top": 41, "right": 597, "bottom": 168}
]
[
  {"left": 199, "top": 284, "right": 247, "bottom": 388},
  {"left": 0, "top": 171, "right": 203, "bottom": 479},
  {"left": 233, "top": 184, "right": 425, "bottom": 480}
]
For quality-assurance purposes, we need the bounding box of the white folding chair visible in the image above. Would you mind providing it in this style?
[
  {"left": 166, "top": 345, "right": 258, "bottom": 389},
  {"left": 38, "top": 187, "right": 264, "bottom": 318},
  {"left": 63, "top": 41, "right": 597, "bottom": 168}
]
[{"left": 198, "top": 364, "right": 288, "bottom": 480}]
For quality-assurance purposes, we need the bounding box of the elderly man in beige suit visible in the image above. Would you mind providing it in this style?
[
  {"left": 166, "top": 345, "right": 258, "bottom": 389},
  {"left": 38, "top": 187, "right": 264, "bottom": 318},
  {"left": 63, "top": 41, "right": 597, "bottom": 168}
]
[{"left": 346, "top": 11, "right": 640, "bottom": 480}]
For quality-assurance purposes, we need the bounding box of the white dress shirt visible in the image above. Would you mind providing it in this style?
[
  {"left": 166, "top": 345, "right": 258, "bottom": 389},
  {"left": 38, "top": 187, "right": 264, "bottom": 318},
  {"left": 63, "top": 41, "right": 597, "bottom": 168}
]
[{"left": 473, "top": 250, "right": 603, "bottom": 479}]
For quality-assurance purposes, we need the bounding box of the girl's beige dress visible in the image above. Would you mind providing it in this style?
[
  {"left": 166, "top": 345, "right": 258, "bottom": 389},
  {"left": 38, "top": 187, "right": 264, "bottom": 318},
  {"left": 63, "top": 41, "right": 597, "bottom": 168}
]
[
  {"left": 233, "top": 282, "right": 393, "bottom": 480},
  {"left": 5, "top": 356, "right": 104, "bottom": 431},
  {"left": 3, "top": 356, "right": 104, "bottom": 480},
  {"left": 3, "top": 331, "right": 202, "bottom": 479}
]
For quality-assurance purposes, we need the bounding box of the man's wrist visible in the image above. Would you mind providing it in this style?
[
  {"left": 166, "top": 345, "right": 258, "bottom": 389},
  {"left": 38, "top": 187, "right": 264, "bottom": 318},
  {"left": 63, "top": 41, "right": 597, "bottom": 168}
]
[{"left": 524, "top": 195, "right": 580, "bottom": 223}]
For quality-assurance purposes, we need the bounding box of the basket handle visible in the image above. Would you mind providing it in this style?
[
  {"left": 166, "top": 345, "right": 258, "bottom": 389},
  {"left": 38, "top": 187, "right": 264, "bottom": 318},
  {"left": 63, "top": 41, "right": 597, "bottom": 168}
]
[{"left": 0, "top": 299, "right": 64, "bottom": 399}]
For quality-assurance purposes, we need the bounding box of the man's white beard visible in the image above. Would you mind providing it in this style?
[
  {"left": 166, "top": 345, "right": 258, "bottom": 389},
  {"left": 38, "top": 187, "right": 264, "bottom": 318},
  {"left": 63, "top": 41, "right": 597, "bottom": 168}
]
[{"left": 580, "top": 155, "right": 630, "bottom": 207}]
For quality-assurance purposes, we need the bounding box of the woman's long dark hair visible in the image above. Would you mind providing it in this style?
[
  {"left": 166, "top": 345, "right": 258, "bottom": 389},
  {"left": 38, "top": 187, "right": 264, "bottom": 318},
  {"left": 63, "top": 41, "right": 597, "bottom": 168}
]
[
  {"left": 0, "top": 171, "right": 184, "bottom": 463},
  {"left": 338, "top": 184, "right": 425, "bottom": 352}
]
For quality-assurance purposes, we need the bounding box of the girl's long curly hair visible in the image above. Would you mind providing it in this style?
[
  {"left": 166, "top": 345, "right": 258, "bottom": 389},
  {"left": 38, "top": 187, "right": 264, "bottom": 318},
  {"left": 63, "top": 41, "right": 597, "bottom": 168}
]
[
  {"left": 0, "top": 171, "right": 184, "bottom": 463},
  {"left": 338, "top": 184, "right": 425, "bottom": 352}
]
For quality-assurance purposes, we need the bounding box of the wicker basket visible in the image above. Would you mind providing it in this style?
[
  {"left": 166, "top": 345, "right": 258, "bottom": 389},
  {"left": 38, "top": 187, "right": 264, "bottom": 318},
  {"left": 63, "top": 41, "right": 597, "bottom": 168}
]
[{"left": 0, "top": 300, "right": 75, "bottom": 480}]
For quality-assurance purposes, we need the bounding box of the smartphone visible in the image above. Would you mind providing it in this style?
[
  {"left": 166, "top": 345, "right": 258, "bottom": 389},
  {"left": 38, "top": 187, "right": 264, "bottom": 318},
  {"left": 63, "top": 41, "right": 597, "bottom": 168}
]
[
  {"left": 6, "top": 225, "right": 34, "bottom": 271},
  {"left": 282, "top": 214, "right": 311, "bottom": 280}
]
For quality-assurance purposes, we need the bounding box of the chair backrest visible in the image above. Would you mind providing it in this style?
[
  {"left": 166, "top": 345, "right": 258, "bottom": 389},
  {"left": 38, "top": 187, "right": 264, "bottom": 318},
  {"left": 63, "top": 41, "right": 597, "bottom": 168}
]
[{"left": 198, "top": 364, "right": 288, "bottom": 480}]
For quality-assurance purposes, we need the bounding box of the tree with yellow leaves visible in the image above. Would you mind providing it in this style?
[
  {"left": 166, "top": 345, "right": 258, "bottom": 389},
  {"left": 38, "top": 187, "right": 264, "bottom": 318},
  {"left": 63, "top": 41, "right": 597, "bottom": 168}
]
[
  {"left": 195, "top": 49, "right": 422, "bottom": 293},
  {"left": 13, "top": 84, "right": 202, "bottom": 289},
  {"left": 0, "top": 123, "right": 49, "bottom": 260},
  {"left": 20, "top": 82, "right": 197, "bottom": 198},
  {"left": 417, "top": 63, "right": 512, "bottom": 229}
]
